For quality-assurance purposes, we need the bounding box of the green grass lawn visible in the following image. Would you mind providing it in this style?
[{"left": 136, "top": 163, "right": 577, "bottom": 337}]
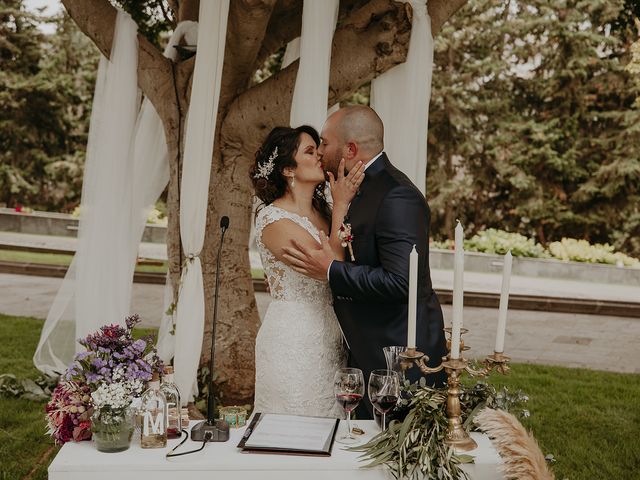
[
  {"left": 1, "top": 313, "right": 638, "bottom": 480},
  {"left": 0, "top": 250, "right": 267, "bottom": 278},
  {"left": 0, "top": 249, "right": 168, "bottom": 273}
]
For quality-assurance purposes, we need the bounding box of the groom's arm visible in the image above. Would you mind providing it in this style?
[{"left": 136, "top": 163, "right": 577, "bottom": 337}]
[{"left": 329, "top": 185, "right": 429, "bottom": 301}]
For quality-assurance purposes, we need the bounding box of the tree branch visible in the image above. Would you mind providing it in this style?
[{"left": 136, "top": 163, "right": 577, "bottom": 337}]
[
  {"left": 220, "top": 0, "right": 278, "bottom": 107},
  {"left": 178, "top": 0, "right": 199, "bottom": 22},
  {"left": 221, "top": 0, "right": 412, "bottom": 157},
  {"left": 428, "top": 0, "right": 468, "bottom": 36},
  {"left": 61, "top": 0, "right": 174, "bottom": 121},
  {"left": 251, "top": 0, "right": 369, "bottom": 75},
  {"left": 252, "top": 0, "right": 302, "bottom": 72}
]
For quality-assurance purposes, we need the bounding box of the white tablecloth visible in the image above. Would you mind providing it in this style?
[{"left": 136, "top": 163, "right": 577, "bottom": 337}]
[{"left": 49, "top": 421, "right": 503, "bottom": 480}]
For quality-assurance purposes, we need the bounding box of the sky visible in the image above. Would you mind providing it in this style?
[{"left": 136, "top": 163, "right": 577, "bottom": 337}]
[{"left": 24, "top": 0, "right": 63, "bottom": 34}]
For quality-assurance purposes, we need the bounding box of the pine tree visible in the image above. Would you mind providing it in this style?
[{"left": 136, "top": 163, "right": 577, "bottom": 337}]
[
  {"left": 427, "top": 0, "right": 640, "bottom": 256},
  {"left": 0, "top": 1, "right": 99, "bottom": 210}
]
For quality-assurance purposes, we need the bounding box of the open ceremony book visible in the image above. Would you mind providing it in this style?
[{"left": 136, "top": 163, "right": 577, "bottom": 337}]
[{"left": 237, "top": 413, "right": 340, "bottom": 456}]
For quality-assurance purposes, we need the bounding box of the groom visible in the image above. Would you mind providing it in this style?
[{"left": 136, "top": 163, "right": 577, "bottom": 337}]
[{"left": 284, "top": 106, "right": 447, "bottom": 419}]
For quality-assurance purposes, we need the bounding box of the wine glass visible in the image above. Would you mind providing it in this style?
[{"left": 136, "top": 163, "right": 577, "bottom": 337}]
[
  {"left": 334, "top": 368, "right": 364, "bottom": 444},
  {"left": 368, "top": 369, "right": 400, "bottom": 431}
]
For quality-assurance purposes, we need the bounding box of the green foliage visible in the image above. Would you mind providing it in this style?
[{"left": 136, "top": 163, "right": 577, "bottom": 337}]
[
  {"left": 459, "top": 380, "right": 530, "bottom": 429},
  {"left": 0, "top": 1, "right": 174, "bottom": 213},
  {"left": 0, "top": 373, "right": 56, "bottom": 400},
  {"left": 351, "top": 385, "right": 470, "bottom": 480},
  {"left": 464, "top": 228, "right": 549, "bottom": 258},
  {"left": 431, "top": 228, "right": 640, "bottom": 266},
  {"left": 111, "top": 0, "right": 175, "bottom": 48},
  {"left": 0, "top": 2, "right": 99, "bottom": 211},
  {"left": 428, "top": 0, "right": 640, "bottom": 258},
  {"left": 548, "top": 237, "right": 640, "bottom": 267},
  {"left": 352, "top": 378, "right": 530, "bottom": 480}
]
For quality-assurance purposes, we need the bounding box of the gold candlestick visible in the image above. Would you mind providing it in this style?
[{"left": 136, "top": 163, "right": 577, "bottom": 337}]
[{"left": 399, "top": 330, "right": 510, "bottom": 451}]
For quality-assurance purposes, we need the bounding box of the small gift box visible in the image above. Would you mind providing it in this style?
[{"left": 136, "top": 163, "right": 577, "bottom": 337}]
[{"left": 219, "top": 406, "right": 247, "bottom": 428}]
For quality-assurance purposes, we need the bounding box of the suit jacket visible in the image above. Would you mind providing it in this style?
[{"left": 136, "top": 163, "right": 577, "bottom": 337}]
[{"left": 329, "top": 153, "right": 447, "bottom": 418}]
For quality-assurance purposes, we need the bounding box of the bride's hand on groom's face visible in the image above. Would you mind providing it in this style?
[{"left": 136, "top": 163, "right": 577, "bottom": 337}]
[
  {"left": 328, "top": 159, "right": 365, "bottom": 207},
  {"left": 283, "top": 231, "right": 335, "bottom": 281}
]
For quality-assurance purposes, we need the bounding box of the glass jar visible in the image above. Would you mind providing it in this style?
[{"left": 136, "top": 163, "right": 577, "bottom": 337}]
[{"left": 91, "top": 406, "right": 134, "bottom": 453}]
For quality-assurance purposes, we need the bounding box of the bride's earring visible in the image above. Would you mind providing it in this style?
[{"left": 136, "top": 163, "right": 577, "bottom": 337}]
[{"left": 290, "top": 175, "right": 295, "bottom": 188}]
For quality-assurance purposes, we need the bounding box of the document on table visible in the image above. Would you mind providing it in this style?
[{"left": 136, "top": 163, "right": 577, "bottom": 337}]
[{"left": 238, "top": 413, "right": 339, "bottom": 455}]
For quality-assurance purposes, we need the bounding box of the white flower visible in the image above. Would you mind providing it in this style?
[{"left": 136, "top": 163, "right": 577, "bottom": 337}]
[{"left": 92, "top": 381, "right": 133, "bottom": 411}]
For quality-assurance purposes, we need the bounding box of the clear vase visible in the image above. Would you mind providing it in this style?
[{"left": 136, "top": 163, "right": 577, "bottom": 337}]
[{"left": 91, "top": 407, "right": 134, "bottom": 453}]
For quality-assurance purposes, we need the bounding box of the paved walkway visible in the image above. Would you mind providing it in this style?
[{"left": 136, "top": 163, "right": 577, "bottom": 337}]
[
  {"left": 2, "top": 231, "right": 638, "bottom": 304},
  {"left": 1, "top": 272, "right": 637, "bottom": 374}
]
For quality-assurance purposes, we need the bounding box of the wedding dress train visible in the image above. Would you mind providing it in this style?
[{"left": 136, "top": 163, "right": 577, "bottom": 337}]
[{"left": 253, "top": 205, "right": 346, "bottom": 417}]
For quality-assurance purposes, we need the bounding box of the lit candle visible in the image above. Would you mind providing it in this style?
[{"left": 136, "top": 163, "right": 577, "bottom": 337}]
[
  {"left": 450, "top": 221, "right": 464, "bottom": 360},
  {"left": 494, "top": 250, "right": 512, "bottom": 353},
  {"left": 407, "top": 245, "right": 418, "bottom": 349}
]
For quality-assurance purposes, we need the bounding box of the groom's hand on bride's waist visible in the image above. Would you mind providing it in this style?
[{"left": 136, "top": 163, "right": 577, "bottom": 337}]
[{"left": 283, "top": 231, "right": 334, "bottom": 281}]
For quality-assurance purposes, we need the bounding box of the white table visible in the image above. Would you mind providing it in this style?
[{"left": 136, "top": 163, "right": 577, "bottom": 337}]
[{"left": 49, "top": 421, "right": 503, "bottom": 480}]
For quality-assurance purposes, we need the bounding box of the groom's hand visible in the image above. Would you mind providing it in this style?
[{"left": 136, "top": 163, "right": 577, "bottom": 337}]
[{"left": 283, "top": 231, "right": 335, "bottom": 281}]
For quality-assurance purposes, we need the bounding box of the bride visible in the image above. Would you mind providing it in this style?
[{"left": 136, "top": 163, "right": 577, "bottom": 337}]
[{"left": 250, "top": 125, "right": 364, "bottom": 417}]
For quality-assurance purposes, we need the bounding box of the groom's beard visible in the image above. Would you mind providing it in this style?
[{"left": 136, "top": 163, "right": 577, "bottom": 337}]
[{"left": 322, "top": 153, "right": 342, "bottom": 178}]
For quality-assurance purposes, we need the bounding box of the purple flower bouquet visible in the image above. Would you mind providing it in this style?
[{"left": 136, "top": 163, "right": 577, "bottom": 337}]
[{"left": 46, "top": 314, "right": 163, "bottom": 445}]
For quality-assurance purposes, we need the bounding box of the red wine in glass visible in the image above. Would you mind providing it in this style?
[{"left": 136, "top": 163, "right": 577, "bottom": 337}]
[
  {"left": 336, "top": 393, "right": 363, "bottom": 413},
  {"left": 371, "top": 394, "right": 398, "bottom": 414},
  {"left": 368, "top": 369, "right": 400, "bottom": 431},
  {"left": 334, "top": 368, "right": 364, "bottom": 444}
]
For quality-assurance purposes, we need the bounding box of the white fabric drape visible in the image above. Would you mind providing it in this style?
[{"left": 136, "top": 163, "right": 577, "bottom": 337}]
[
  {"left": 288, "top": 0, "right": 339, "bottom": 131},
  {"left": 34, "top": 17, "right": 195, "bottom": 377},
  {"left": 173, "top": 0, "right": 230, "bottom": 402},
  {"left": 34, "top": 10, "right": 139, "bottom": 376},
  {"left": 370, "top": 0, "right": 434, "bottom": 195},
  {"left": 154, "top": 21, "right": 199, "bottom": 366}
]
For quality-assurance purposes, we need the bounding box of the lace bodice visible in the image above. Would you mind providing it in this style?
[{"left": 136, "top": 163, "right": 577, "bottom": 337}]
[{"left": 255, "top": 205, "right": 332, "bottom": 304}]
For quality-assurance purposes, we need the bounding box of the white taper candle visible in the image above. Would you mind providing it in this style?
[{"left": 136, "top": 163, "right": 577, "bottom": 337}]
[
  {"left": 451, "top": 221, "right": 464, "bottom": 360},
  {"left": 407, "top": 245, "right": 418, "bottom": 349},
  {"left": 495, "top": 250, "right": 512, "bottom": 353}
]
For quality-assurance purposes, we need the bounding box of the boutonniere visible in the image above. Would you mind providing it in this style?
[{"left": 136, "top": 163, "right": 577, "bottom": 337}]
[{"left": 339, "top": 222, "right": 355, "bottom": 261}]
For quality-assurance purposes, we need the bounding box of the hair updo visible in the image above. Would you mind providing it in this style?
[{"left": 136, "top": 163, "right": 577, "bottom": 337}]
[{"left": 250, "top": 125, "right": 331, "bottom": 221}]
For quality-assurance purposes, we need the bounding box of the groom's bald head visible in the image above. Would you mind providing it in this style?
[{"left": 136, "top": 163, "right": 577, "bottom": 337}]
[
  {"left": 319, "top": 105, "right": 384, "bottom": 175},
  {"left": 335, "top": 106, "right": 384, "bottom": 155}
]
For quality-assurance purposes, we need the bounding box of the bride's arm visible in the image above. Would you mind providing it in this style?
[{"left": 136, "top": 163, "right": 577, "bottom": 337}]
[
  {"left": 327, "top": 160, "right": 365, "bottom": 258},
  {"left": 261, "top": 219, "right": 333, "bottom": 268}
]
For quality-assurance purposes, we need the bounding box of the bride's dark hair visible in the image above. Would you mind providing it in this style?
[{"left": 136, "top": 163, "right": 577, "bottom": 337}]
[{"left": 250, "top": 125, "right": 331, "bottom": 221}]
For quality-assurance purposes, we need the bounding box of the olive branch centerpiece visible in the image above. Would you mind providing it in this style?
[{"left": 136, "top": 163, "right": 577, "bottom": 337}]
[{"left": 349, "top": 379, "right": 529, "bottom": 480}]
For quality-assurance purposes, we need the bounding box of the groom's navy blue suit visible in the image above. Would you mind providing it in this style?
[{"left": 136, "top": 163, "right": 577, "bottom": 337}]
[{"left": 329, "top": 153, "right": 447, "bottom": 419}]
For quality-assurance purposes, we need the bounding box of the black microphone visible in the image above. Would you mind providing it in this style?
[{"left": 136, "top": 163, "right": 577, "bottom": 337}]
[{"left": 191, "top": 216, "right": 231, "bottom": 442}]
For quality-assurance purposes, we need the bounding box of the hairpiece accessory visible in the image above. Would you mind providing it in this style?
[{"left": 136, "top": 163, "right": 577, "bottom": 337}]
[{"left": 253, "top": 146, "right": 278, "bottom": 179}]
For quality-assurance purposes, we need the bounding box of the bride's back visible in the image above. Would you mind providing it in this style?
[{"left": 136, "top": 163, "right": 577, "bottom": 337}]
[{"left": 255, "top": 205, "right": 332, "bottom": 304}]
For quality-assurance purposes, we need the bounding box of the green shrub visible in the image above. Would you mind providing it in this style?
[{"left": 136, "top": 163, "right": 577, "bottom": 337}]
[
  {"left": 464, "top": 229, "right": 549, "bottom": 258},
  {"left": 548, "top": 238, "right": 640, "bottom": 268}
]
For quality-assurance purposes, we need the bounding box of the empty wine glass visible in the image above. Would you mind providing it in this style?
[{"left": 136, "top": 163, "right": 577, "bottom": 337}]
[
  {"left": 334, "top": 368, "right": 364, "bottom": 444},
  {"left": 368, "top": 369, "right": 400, "bottom": 431}
]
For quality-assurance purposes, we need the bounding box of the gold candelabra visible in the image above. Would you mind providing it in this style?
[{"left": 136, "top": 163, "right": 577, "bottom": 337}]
[{"left": 399, "top": 328, "right": 510, "bottom": 451}]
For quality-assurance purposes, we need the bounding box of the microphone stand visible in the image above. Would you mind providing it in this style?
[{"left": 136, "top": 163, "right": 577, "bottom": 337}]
[{"left": 191, "top": 216, "right": 231, "bottom": 442}]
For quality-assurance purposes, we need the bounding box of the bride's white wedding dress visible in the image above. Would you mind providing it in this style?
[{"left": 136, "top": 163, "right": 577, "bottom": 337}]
[{"left": 253, "top": 205, "right": 346, "bottom": 417}]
